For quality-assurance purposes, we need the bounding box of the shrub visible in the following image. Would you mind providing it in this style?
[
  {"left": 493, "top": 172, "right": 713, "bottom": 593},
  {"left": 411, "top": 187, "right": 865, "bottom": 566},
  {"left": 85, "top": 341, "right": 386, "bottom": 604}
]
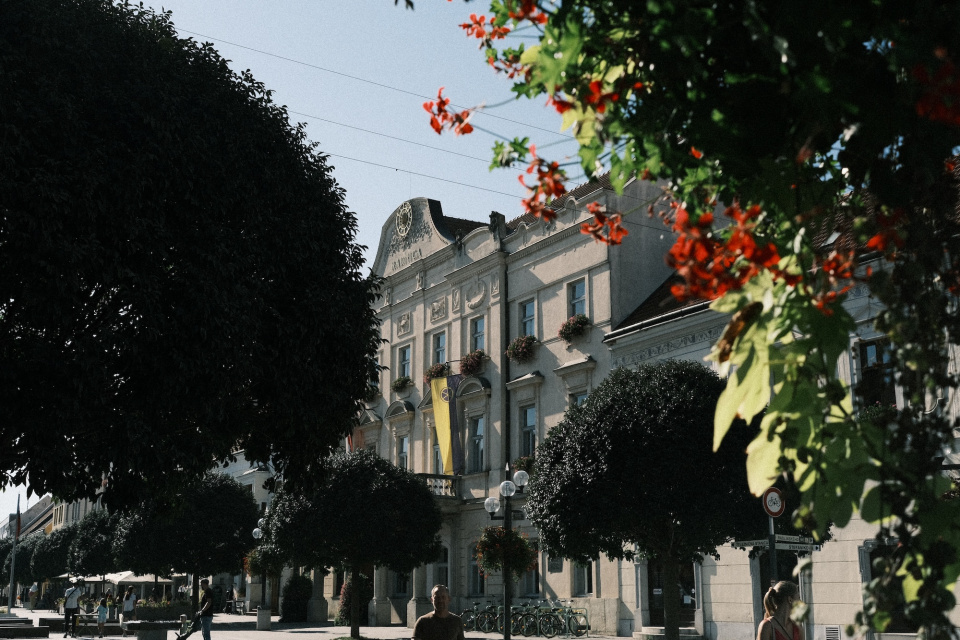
[
  {"left": 558, "top": 314, "right": 590, "bottom": 342},
  {"left": 280, "top": 574, "right": 313, "bottom": 622},
  {"left": 391, "top": 376, "right": 412, "bottom": 393},
  {"left": 423, "top": 363, "right": 450, "bottom": 385},
  {"left": 505, "top": 335, "right": 537, "bottom": 363},
  {"left": 459, "top": 349, "right": 486, "bottom": 377},
  {"left": 335, "top": 573, "right": 374, "bottom": 626}
]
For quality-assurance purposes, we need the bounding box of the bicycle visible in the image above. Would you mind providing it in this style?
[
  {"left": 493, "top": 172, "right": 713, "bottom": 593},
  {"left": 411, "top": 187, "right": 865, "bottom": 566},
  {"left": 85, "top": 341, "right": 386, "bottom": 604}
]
[
  {"left": 538, "top": 600, "right": 588, "bottom": 637},
  {"left": 461, "top": 601, "right": 497, "bottom": 633}
]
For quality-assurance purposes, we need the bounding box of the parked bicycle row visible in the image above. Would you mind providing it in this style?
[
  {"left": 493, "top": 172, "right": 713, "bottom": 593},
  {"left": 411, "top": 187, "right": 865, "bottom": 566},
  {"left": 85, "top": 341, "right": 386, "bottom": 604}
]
[{"left": 461, "top": 599, "right": 589, "bottom": 637}]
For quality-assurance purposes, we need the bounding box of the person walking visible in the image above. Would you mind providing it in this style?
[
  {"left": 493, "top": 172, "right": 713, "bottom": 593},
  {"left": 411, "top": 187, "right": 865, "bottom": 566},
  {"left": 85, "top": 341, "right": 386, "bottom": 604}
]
[
  {"left": 28, "top": 584, "right": 38, "bottom": 611},
  {"left": 63, "top": 579, "right": 83, "bottom": 638},
  {"left": 412, "top": 585, "right": 465, "bottom": 640},
  {"left": 198, "top": 580, "right": 214, "bottom": 640},
  {"left": 121, "top": 586, "right": 137, "bottom": 637},
  {"left": 96, "top": 598, "right": 108, "bottom": 638},
  {"left": 756, "top": 581, "right": 803, "bottom": 640}
]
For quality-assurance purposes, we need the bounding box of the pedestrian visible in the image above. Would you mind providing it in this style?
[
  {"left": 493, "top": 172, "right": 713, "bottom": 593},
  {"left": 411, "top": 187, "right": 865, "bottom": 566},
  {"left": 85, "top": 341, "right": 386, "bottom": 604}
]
[
  {"left": 29, "top": 583, "right": 38, "bottom": 611},
  {"left": 756, "top": 581, "right": 802, "bottom": 640},
  {"left": 222, "top": 588, "right": 234, "bottom": 614},
  {"left": 121, "top": 586, "right": 137, "bottom": 637},
  {"left": 412, "top": 585, "right": 465, "bottom": 640},
  {"left": 198, "top": 579, "right": 214, "bottom": 640},
  {"left": 64, "top": 578, "right": 83, "bottom": 638},
  {"left": 96, "top": 598, "right": 108, "bottom": 638}
]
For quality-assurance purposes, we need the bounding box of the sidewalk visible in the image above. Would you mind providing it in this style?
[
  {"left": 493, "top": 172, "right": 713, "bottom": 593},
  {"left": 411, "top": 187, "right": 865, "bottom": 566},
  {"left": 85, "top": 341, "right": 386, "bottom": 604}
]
[{"left": 3, "top": 606, "right": 615, "bottom": 640}]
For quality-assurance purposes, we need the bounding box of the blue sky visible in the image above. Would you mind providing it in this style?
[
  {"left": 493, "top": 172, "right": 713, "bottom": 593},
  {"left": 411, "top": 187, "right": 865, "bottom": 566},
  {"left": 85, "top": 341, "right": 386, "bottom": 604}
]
[{"left": 1, "top": 0, "right": 582, "bottom": 517}]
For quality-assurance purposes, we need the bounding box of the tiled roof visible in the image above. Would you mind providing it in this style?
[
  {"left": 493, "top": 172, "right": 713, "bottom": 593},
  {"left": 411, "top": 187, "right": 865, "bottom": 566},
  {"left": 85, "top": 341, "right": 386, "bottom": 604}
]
[
  {"left": 441, "top": 216, "right": 486, "bottom": 238},
  {"left": 614, "top": 272, "right": 708, "bottom": 331}
]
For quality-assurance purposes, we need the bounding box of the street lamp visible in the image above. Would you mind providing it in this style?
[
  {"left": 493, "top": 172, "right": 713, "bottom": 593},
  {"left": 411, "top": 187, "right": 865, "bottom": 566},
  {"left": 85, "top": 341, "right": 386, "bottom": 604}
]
[
  {"left": 483, "top": 465, "right": 530, "bottom": 640},
  {"left": 251, "top": 516, "right": 268, "bottom": 610}
]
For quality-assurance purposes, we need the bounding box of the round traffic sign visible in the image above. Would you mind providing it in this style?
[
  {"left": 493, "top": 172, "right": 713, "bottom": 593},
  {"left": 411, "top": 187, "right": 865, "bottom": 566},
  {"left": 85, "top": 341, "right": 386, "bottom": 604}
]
[{"left": 762, "top": 487, "right": 785, "bottom": 518}]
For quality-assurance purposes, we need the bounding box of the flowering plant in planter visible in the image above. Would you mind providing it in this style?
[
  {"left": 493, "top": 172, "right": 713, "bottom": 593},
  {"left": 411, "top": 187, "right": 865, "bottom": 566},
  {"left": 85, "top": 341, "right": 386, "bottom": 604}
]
[
  {"left": 505, "top": 335, "right": 537, "bottom": 363},
  {"left": 513, "top": 455, "right": 535, "bottom": 475},
  {"left": 391, "top": 376, "right": 413, "bottom": 393},
  {"left": 423, "top": 362, "right": 450, "bottom": 385},
  {"left": 459, "top": 349, "right": 486, "bottom": 377},
  {"left": 476, "top": 526, "right": 538, "bottom": 581},
  {"left": 558, "top": 314, "right": 590, "bottom": 342}
]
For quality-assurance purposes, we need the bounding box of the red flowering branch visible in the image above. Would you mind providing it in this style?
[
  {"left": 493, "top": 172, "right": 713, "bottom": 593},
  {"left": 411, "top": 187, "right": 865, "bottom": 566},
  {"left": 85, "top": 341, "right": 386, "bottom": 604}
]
[
  {"left": 581, "top": 202, "right": 629, "bottom": 244},
  {"left": 461, "top": 13, "right": 511, "bottom": 48},
  {"left": 913, "top": 48, "right": 960, "bottom": 126},
  {"left": 518, "top": 145, "right": 566, "bottom": 221},
  {"left": 865, "top": 207, "right": 906, "bottom": 255},
  {"left": 507, "top": 0, "right": 548, "bottom": 25},
  {"left": 667, "top": 202, "right": 791, "bottom": 301},
  {"left": 423, "top": 87, "right": 474, "bottom": 136}
]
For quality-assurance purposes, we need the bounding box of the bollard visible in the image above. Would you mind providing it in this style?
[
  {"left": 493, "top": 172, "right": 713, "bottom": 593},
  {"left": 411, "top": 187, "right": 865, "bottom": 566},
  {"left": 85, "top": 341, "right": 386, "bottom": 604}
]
[{"left": 256, "top": 607, "right": 271, "bottom": 631}]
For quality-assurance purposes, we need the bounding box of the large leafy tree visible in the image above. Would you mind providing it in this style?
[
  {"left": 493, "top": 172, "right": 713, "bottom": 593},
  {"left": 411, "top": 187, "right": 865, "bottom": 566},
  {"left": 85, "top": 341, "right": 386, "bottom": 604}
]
[
  {"left": 527, "top": 362, "right": 760, "bottom": 640},
  {"left": 2, "top": 531, "right": 44, "bottom": 588},
  {"left": 114, "top": 472, "right": 259, "bottom": 608},
  {"left": 68, "top": 508, "right": 119, "bottom": 577},
  {"left": 422, "top": 1, "right": 960, "bottom": 636},
  {"left": 0, "top": 0, "right": 381, "bottom": 511},
  {"left": 265, "top": 450, "right": 443, "bottom": 639},
  {"left": 32, "top": 522, "right": 78, "bottom": 582}
]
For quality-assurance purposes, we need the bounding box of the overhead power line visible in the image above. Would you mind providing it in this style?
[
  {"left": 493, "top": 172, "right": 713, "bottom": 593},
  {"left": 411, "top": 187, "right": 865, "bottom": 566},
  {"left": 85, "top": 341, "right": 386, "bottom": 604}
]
[{"left": 176, "top": 28, "right": 575, "bottom": 142}]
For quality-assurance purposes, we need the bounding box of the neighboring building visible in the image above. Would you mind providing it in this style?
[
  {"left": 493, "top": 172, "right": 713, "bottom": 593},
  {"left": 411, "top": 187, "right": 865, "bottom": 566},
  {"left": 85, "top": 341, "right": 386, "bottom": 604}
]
[
  {"left": 1, "top": 495, "right": 54, "bottom": 538},
  {"left": 308, "top": 175, "right": 960, "bottom": 640},
  {"left": 50, "top": 496, "right": 97, "bottom": 532}
]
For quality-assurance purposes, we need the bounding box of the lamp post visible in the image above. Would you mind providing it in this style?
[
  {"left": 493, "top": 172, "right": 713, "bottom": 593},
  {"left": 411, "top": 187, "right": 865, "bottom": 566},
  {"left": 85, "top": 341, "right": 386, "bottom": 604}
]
[
  {"left": 251, "top": 515, "right": 270, "bottom": 631},
  {"left": 484, "top": 465, "right": 530, "bottom": 640}
]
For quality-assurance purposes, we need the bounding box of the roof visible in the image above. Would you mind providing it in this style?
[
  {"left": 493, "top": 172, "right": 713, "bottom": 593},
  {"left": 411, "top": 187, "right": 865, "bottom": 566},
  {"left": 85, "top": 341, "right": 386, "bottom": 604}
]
[
  {"left": 440, "top": 215, "right": 485, "bottom": 238},
  {"left": 614, "top": 272, "right": 708, "bottom": 331}
]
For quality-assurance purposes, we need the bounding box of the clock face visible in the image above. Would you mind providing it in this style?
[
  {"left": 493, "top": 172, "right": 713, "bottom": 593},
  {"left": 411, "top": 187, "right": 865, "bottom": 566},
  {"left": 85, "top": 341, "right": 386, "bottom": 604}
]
[{"left": 395, "top": 203, "right": 413, "bottom": 238}]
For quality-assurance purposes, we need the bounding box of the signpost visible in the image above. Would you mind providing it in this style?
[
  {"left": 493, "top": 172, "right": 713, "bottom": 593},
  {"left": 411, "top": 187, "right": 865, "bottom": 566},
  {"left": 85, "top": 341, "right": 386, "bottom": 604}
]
[{"left": 762, "top": 488, "right": 784, "bottom": 586}]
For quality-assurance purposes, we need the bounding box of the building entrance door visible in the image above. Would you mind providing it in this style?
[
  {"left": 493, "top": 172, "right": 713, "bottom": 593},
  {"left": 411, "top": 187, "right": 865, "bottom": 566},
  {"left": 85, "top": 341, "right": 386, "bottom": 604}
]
[{"left": 646, "top": 560, "right": 696, "bottom": 627}]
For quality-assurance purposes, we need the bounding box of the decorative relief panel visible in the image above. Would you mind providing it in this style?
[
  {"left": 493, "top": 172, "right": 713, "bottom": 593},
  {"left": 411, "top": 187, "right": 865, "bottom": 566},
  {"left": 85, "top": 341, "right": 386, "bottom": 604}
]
[
  {"left": 466, "top": 280, "right": 487, "bottom": 310},
  {"left": 397, "top": 312, "right": 412, "bottom": 337},
  {"left": 452, "top": 289, "right": 461, "bottom": 313},
  {"left": 491, "top": 275, "right": 500, "bottom": 297},
  {"left": 430, "top": 296, "right": 447, "bottom": 322},
  {"left": 613, "top": 326, "right": 723, "bottom": 368}
]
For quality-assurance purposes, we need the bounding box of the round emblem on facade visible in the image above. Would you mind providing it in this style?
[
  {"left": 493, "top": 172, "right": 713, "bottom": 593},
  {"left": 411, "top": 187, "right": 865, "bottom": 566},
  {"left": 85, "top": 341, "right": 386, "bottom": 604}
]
[
  {"left": 395, "top": 202, "right": 413, "bottom": 238},
  {"left": 440, "top": 387, "right": 452, "bottom": 402}
]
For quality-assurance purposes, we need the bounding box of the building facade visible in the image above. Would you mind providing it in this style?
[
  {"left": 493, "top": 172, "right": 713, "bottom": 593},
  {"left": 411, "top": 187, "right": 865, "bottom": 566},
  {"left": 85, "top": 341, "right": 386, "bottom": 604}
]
[{"left": 315, "top": 175, "right": 960, "bottom": 640}]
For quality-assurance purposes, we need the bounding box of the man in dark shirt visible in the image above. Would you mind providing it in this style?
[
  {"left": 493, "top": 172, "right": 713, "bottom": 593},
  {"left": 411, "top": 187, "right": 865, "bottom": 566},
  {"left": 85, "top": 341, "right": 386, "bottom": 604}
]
[
  {"left": 412, "top": 585, "right": 465, "bottom": 640},
  {"left": 198, "top": 579, "right": 214, "bottom": 640}
]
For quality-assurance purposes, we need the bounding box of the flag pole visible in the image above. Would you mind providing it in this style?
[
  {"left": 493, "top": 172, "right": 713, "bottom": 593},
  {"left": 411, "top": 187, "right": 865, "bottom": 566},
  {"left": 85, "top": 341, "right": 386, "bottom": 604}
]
[{"left": 8, "top": 495, "right": 20, "bottom": 612}]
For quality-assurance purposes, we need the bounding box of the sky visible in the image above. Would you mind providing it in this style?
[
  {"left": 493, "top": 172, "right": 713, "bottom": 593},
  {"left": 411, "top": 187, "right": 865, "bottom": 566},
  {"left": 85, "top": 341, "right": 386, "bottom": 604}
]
[{"left": 1, "top": 0, "right": 583, "bottom": 519}]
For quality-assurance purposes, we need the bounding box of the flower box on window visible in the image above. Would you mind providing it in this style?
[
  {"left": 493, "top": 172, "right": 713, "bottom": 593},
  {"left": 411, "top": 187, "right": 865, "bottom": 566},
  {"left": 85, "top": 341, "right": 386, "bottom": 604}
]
[
  {"left": 459, "top": 349, "right": 487, "bottom": 377},
  {"left": 423, "top": 362, "right": 450, "bottom": 385},
  {"left": 505, "top": 335, "right": 538, "bottom": 363},
  {"left": 558, "top": 314, "right": 590, "bottom": 342}
]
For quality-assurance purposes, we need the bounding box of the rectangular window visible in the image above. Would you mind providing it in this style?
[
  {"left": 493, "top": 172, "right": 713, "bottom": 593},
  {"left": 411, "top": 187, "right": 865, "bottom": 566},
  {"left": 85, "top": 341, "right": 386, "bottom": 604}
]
[
  {"left": 433, "top": 443, "right": 443, "bottom": 474},
  {"left": 573, "top": 562, "right": 593, "bottom": 596},
  {"left": 469, "top": 548, "right": 485, "bottom": 595},
  {"left": 521, "top": 406, "right": 537, "bottom": 457},
  {"left": 393, "top": 572, "right": 409, "bottom": 597},
  {"left": 571, "top": 392, "right": 589, "bottom": 407},
  {"left": 520, "top": 299, "right": 535, "bottom": 337},
  {"left": 399, "top": 345, "right": 411, "bottom": 379},
  {"left": 470, "top": 416, "right": 485, "bottom": 473},
  {"left": 471, "top": 317, "right": 485, "bottom": 352},
  {"left": 857, "top": 339, "right": 896, "bottom": 408},
  {"left": 521, "top": 552, "right": 540, "bottom": 597},
  {"left": 435, "top": 547, "right": 449, "bottom": 588},
  {"left": 569, "top": 279, "right": 586, "bottom": 317},
  {"left": 398, "top": 436, "right": 409, "bottom": 470},
  {"left": 434, "top": 332, "right": 446, "bottom": 365}
]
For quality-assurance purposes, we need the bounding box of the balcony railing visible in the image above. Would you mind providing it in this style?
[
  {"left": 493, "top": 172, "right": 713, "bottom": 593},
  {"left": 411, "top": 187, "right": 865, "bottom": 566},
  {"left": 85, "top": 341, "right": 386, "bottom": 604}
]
[{"left": 418, "top": 473, "right": 461, "bottom": 499}]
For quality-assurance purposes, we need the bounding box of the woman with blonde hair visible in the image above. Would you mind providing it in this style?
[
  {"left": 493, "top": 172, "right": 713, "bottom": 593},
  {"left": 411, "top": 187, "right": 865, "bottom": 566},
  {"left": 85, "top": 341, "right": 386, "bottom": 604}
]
[{"left": 756, "top": 581, "right": 802, "bottom": 640}]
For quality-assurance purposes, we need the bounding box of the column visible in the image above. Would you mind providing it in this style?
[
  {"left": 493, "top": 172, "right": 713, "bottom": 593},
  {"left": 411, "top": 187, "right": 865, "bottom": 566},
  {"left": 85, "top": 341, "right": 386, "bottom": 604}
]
[
  {"left": 406, "top": 565, "right": 431, "bottom": 628},
  {"left": 307, "top": 569, "right": 328, "bottom": 622},
  {"left": 632, "top": 559, "right": 650, "bottom": 638},
  {"left": 369, "top": 566, "right": 392, "bottom": 626}
]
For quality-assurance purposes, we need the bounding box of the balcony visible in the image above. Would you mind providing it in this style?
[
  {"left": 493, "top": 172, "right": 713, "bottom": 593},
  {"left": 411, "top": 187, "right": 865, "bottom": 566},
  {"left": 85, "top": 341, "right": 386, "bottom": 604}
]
[{"left": 418, "top": 473, "right": 461, "bottom": 499}]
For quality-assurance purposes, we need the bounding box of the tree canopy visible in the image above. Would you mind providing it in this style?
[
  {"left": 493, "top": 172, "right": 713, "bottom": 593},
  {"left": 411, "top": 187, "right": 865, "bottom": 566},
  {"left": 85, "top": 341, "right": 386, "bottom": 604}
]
[
  {"left": 421, "top": 1, "right": 960, "bottom": 635},
  {"left": 265, "top": 449, "right": 443, "bottom": 638},
  {"left": 68, "top": 508, "right": 119, "bottom": 578},
  {"left": 31, "top": 522, "right": 78, "bottom": 583},
  {"left": 527, "top": 361, "right": 759, "bottom": 640},
  {"left": 0, "top": 0, "right": 381, "bottom": 511}
]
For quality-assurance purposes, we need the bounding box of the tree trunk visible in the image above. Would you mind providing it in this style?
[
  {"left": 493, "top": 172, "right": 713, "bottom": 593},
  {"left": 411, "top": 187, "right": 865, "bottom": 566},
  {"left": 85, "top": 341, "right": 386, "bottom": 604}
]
[
  {"left": 349, "top": 566, "right": 360, "bottom": 640},
  {"left": 662, "top": 556, "right": 681, "bottom": 640},
  {"left": 192, "top": 573, "right": 200, "bottom": 612}
]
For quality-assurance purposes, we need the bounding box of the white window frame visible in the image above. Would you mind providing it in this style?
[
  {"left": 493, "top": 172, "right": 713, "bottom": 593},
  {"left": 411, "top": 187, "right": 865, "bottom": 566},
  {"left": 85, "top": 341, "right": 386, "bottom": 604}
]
[
  {"left": 520, "top": 299, "right": 536, "bottom": 337},
  {"left": 471, "top": 316, "right": 486, "bottom": 352},
  {"left": 568, "top": 279, "right": 586, "bottom": 317},
  {"left": 521, "top": 405, "right": 537, "bottom": 457},
  {"left": 433, "top": 331, "right": 446, "bottom": 365},
  {"left": 399, "top": 345, "right": 412, "bottom": 379}
]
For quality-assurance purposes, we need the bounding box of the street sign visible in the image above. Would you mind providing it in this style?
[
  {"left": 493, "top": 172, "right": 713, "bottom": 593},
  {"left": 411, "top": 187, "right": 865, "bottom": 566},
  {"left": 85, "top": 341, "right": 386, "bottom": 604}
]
[
  {"left": 775, "top": 534, "right": 815, "bottom": 544},
  {"left": 779, "top": 543, "right": 820, "bottom": 552},
  {"left": 732, "top": 539, "right": 770, "bottom": 548},
  {"left": 763, "top": 487, "right": 785, "bottom": 517}
]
